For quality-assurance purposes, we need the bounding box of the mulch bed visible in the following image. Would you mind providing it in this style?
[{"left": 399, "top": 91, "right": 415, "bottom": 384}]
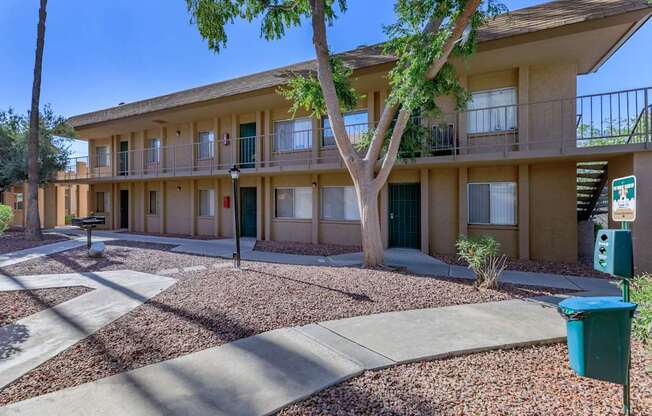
[
  {"left": 0, "top": 231, "right": 70, "bottom": 255},
  {"left": 0, "top": 286, "right": 92, "bottom": 326},
  {"left": 280, "top": 342, "right": 652, "bottom": 416},
  {"left": 0, "top": 258, "right": 568, "bottom": 405},
  {"left": 254, "top": 240, "right": 361, "bottom": 257},
  {"left": 435, "top": 254, "right": 613, "bottom": 279},
  {"left": 0, "top": 241, "right": 218, "bottom": 277}
]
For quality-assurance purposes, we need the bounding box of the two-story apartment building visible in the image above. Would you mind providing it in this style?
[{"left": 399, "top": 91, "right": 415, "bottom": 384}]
[{"left": 60, "top": 0, "right": 652, "bottom": 271}]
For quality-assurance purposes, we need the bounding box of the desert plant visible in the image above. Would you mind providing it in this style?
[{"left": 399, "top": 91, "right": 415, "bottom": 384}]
[
  {"left": 0, "top": 204, "right": 13, "bottom": 234},
  {"left": 456, "top": 235, "right": 507, "bottom": 289},
  {"left": 631, "top": 274, "right": 652, "bottom": 347}
]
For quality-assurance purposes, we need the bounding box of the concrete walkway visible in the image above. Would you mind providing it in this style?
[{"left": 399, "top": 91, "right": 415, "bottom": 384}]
[
  {"left": 0, "top": 294, "right": 568, "bottom": 416},
  {"left": 0, "top": 271, "right": 176, "bottom": 389},
  {"left": 50, "top": 228, "right": 619, "bottom": 294}
]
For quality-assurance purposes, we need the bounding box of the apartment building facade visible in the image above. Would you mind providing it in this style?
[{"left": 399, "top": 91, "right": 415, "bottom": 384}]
[{"left": 60, "top": 0, "right": 652, "bottom": 271}]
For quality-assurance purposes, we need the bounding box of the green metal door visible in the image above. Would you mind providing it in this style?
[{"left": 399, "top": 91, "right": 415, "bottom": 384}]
[
  {"left": 388, "top": 183, "right": 421, "bottom": 249},
  {"left": 239, "top": 123, "right": 256, "bottom": 169},
  {"left": 240, "top": 187, "right": 257, "bottom": 238}
]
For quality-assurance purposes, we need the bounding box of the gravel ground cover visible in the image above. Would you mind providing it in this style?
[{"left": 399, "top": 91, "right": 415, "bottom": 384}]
[
  {"left": 0, "top": 286, "right": 92, "bottom": 326},
  {"left": 0, "top": 240, "right": 219, "bottom": 277},
  {"left": 280, "top": 342, "right": 652, "bottom": 416},
  {"left": 435, "top": 254, "right": 612, "bottom": 279},
  {"left": 254, "top": 240, "right": 361, "bottom": 256},
  {"left": 0, "top": 260, "right": 567, "bottom": 405},
  {"left": 0, "top": 231, "right": 70, "bottom": 255}
]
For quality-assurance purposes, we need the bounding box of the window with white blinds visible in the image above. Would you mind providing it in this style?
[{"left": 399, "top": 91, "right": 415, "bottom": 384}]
[
  {"left": 198, "top": 189, "right": 215, "bottom": 216},
  {"left": 274, "top": 118, "right": 312, "bottom": 152},
  {"left": 275, "top": 188, "right": 312, "bottom": 219},
  {"left": 321, "top": 186, "right": 360, "bottom": 220},
  {"left": 468, "top": 182, "right": 516, "bottom": 225},
  {"left": 467, "top": 87, "right": 517, "bottom": 134}
]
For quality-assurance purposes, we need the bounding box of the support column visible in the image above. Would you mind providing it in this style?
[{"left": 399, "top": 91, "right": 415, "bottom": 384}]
[
  {"left": 420, "top": 168, "right": 430, "bottom": 254},
  {"left": 256, "top": 176, "right": 263, "bottom": 240},
  {"left": 255, "top": 111, "right": 263, "bottom": 168},
  {"left": 190, "top": 179, "right": 196, "bottom": 236},
  {"left": 128, "top": 182, "right": 134, "bottom": 232},
  {"left": 518, "top": 65, "right": 530, "bottom": 150},
  {"left": 264, "top": 110, "right": 272, "bottom": 167},
  {"left": 457, "top": 75, "right": 469, "bottom": 153},
  {"left": 367, "top": 90, "right": 376, "bottom": 125},
  {"left": 311, "top": 117, "right": 320, "bottom": 166},
  {"left": 380, "top": 183, "right": 389, "bottom": 248},
  {"left": 518, "top": 164, "right": 530, "bottom": 260},
  {"left": 311, "top": 174, "right": 319, "bottom": 244},
  {"left": 142, "top": 183, "right": 148, "bottom": 233},
  {"left": 87, "top": 184, "right": 94, "bottom": 214},
  {"left": 160, "top": 127, "right": 167, "bottom": 173},
  {"left": 231, "top": 114, "right": 238, "bottom": 166},
  {"left": 160, "top": 181, "right": 166, "bottom": 234},
  {"left": 264, "top": 176, "right": 272, "bottom": 240},
  {"left": 458, "top": 167, "right": 468, "bottom": 236},
  {"left": 214, "top": 178, "right": 220, "bottom": 237},
  {"left": 112, "top": 183, "right": 118, "bottom": 230},
  {"left": 189, "top": 122, "right": 196, "bottom": 172},
  {"left": 213, "top": 117, "right": 220, "bottom": 170}
]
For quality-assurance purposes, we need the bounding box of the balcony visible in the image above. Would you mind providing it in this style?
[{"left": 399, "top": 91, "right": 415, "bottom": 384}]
[{"left": 58, "top": 86, "right": 652, "bottom": 182}]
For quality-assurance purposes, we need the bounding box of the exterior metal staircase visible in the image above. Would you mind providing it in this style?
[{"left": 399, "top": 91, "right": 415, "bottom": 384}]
[{"left": 577, "top": 162, "right": 608, "bottom": 221}]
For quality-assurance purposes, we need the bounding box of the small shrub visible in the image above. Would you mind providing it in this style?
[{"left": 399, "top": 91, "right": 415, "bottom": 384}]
[
  {"left": 0, "top": 204, "right": 13, "bottom": 234},
  {"left": 631, "top": 274, "right": 652, "bottom": 347},
  {"left": 456, "top": 235, "right": 508, "bottom": 289}
]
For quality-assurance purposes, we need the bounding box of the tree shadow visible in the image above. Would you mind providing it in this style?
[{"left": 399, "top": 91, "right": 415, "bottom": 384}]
[{"left": 0, "top": 324, "right": 29, "bottom": 360}]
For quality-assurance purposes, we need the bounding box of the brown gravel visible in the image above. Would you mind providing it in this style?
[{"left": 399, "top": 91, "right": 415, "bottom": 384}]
[
  {"left": 0, "top": 231, "right": 70, "bottom": 255},
  {"left": 0, "top": 259, "right": 568, "bottom": 405},
  {"left": 0, "top": 286, "right": 92, "bottom": 326},
  {"left": 280, "top": 342, "right": 652, "bottom": 416},
  {"left": 254, "top": 240, "right": 361, "bottom": 257},
  {"left": 435, "top": 254, "right": 613, "bottom": 279},
  {"left": 0, "top": 240, "right": 219, "bottom": 277}
]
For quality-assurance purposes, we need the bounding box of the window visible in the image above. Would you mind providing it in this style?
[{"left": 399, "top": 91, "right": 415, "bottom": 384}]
[
  {"left": 467, "top": 87, "right": 517, "bottom": 134},
  {"left": 148, "top": 191, "right": 159, "bottom": 215},
  {"left": 322, "top": 110, "right": 369, "bottom": 146},
  {"left": 96, "top": 192, "right": 108, "bottom": 213},
  {"left": 275, "top": 188, "right": 312, "bottom": 219},
  {"left": 321, "top": 186, "right": 359, "bottom": 220},
  {"left": 15, "top": 193, "right": 24, "bottom": 210},
  {"left": 147, "top": 138, "right": 161, "bottom": 163},
  {"left": 198, "top": 189, "right": 215, "bottom": 216},
  {"left": 95, "top": 146, "right": 109, "bottom": 167},
  {"left": 274, "top": 118, "right": 312, "bottom": 152},
  {"left": 197, "top": 131, "right": 214, "bottom": 160},
  {"left": 468, "top": 182, "right": 516, "bottom": 225}
]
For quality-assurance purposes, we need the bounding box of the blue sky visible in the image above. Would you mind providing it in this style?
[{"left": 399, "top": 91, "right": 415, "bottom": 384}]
[{"left": 1, "top": 0, "right": 651, "bottom": 158}]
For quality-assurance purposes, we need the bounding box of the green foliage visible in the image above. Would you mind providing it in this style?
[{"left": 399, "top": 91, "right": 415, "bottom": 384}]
[
  {"left": 278, "top": 57, "right": 358, "bottom": 118},
  {"left": 0, "top": 204, "right": 13, "bottom": 234},
  {"left": 384, "top": 0, "right": 505, "bottom": 112},
  {"left": 0, "top": 105, "right": 74, "bottom": 191},
  {"left": 354, "top": 112, "right": 431, "bottom": 160},
  {"left": 456, "top": 234, "right": 507, "bottom": 289},
  {"left": 186, "top": 0, "right": 346, "bottom": 53},
  {"left": 631, "top": 274, "right": 652, "bottom": 347}
]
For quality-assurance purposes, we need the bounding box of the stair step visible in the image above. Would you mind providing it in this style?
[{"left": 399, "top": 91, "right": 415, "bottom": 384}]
[
  {"left": 577, "top": 173, "right": 603, "bottom": 179},
  {"left": 577, "top": 163, "right": 608, "bottom": 171}
]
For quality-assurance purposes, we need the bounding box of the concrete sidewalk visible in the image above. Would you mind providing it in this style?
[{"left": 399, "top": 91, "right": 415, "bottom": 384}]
[{"left": 0, "top": 295, "right": 567, "bottom": 416}]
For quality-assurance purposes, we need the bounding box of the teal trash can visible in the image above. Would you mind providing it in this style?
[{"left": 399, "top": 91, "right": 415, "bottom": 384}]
[{"left": 558, "top": 296, "right": 637, "bottom": 385}]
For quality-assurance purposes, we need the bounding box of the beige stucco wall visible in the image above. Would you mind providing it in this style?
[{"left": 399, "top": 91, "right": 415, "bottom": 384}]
[
  {"left": 632, "top": 152, "right": 652, "bottom": 274},
  {"left": 428, "top": 168, "right": 459, "bottom": 255}
]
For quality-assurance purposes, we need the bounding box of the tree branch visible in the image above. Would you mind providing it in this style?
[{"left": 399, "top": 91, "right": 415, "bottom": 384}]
[
  {"left": 364, "top": 101, "right": 399, "bottom": 164},
  {"left": 425, "top": 0, "right": 482, "bottom": 80},
  {"left": 372, "top": 108, "right": 411, "bottom": 191},
  {"left": 309, "top": 0, "right": 359, "bottom": 170}
]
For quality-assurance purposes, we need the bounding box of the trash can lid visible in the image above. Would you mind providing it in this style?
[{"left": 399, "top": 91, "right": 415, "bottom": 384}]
[{"left": 559, "top": 296, "right": 636, "bottom": 313}]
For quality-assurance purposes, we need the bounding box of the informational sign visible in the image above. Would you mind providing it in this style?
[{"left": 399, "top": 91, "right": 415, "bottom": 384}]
[{"left": 612, "top": 175, "right": 636, "bottom": 222}]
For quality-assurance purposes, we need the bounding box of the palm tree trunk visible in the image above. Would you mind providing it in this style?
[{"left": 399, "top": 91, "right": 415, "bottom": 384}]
[{"left": 25, "top": 0, "right": 47, "bottom": 240}]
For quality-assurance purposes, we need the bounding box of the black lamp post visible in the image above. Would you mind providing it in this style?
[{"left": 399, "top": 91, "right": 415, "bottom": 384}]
[{"left": 229, "top": 165, "right": 241, "bottom": 269}]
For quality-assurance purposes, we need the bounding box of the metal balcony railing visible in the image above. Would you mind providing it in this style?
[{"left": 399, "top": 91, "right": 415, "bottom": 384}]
[{"left": 57, "top": 86, "right": 651, "bottom": 181}]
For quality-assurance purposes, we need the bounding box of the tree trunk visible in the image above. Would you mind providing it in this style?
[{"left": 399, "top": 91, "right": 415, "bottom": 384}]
[
  {"left": 356, "top": 180, "right": 384, "bottom": 267},
  {"left": 25, "top": 0, "right": 47, "bottom": 241}
]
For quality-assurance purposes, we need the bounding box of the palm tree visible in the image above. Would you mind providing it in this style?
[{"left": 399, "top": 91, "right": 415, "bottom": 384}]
[{"left": 25, "top": 0, "right": 48, "bottom": 240}]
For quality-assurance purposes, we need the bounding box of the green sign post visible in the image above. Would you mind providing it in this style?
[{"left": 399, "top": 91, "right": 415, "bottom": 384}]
[{"left": 611, "top": 175, "right": 636, "bottom": 415}]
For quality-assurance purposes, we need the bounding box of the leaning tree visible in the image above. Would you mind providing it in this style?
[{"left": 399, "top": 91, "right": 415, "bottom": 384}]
[{"left": 187, "top": 0, "right": 504, "bottom": 266}]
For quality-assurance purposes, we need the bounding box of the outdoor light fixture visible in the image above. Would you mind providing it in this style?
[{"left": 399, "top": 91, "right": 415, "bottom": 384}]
[
  {"left": 312, "top": 182, "right": 317, "bottom": 188},
  {"left": 229, "top": 165, "right": 241, "bottom": 269},
  {"left": 176, "top": 130, "right": 181, "bottom": 137}
]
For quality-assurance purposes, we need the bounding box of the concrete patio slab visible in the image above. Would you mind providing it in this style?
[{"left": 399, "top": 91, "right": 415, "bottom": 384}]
[
  {"left": 0, "top": 328, "right": 363, "bottom": 416},
  {"left": 0, "top": 271, "right": 176, "bottom": 389},
  {"left": 0, "top": 239, "right": 86, "bottom": 268}
]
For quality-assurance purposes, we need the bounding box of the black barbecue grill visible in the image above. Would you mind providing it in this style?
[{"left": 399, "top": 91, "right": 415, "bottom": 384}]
[{"left": 72, "top": 216, "right": 106, "bottom": 249}]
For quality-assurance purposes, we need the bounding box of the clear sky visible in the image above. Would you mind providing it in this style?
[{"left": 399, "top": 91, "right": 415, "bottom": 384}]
[{"left": 1, "top": 0, "right": 651, "bottom": 158}]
